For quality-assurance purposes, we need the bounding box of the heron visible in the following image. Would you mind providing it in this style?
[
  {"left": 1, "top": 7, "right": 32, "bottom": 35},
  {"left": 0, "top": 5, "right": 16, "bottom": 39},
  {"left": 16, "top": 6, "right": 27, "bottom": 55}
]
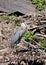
[{"left": 10, "top": 22, "right": 27, "bottom": 48}]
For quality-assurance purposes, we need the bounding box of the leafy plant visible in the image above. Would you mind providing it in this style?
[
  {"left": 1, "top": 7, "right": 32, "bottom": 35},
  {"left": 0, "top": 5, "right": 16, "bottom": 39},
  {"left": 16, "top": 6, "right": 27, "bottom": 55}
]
[
  {"left": 3, "top": 13, "right": 17, "bottom": 20},
  {"left": 23, "top": 31, "right": 46, "bottom": 49},
  {"left": 9, "top": 13, "right": 17, "bottom": 17},
  {"left": 23, "top": 31, "right": 34, "bottom": 42},
  {"left": 3, "top": 15, "right": 9, "bottom": 20},
  {"left": 39, "top": 38, "right": 46, "bottom": 49},
  {"left": 14, "top": 21, "right": 21, "bottom": 26},
  {"left": 37, "top": 2, "right": 44, "bottom": 11},
  {"left": 33, "top": 36, "right": 46, "bottom": 49},
  {"left": 31, "top": 0, "right": 37, "bottom": 4},
  {"left": 31, "top": 0, "right": 45, "bottom": 11},
  {"left": 2, "top": 14, "right": 20, "bottom": 26}
]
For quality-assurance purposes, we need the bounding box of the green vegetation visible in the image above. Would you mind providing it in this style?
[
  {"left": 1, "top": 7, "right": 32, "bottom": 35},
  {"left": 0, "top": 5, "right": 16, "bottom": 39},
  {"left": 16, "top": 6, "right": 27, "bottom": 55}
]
[
  {"left": 23, "top": 31, "right": 46, "bottom": 49},
  {"left": 14, "top": 21, "right": 21, "bottom": 26},
  {"left": 31, "top": 0, "right": 45, "bottom": 11},
  {"left": 33, "top": 36, "right": 46, "bottom": 49},
  {"left": 40, "top": 40, "right": 46, "bottom": 49},
  {"left": 2, "top": 14, "right": 20, "bottom": 26},
  {"left": 9, "top": 13, "right": 17, "bottom": 17},
  {"left": 3, "top": 15, "right": 9, "bottom": 20},
  {"left": 2, "top": 13, "right": 17, "bottom": 20},
  {"left": 23, "top": 31, "right": 34, "bottom": 42}
]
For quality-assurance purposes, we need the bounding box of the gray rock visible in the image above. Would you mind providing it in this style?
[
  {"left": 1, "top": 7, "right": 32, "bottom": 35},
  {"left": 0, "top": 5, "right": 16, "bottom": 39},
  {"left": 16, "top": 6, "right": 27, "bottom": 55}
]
[{"left": 0, "top": 0, "right": 36, "bottom": 15}]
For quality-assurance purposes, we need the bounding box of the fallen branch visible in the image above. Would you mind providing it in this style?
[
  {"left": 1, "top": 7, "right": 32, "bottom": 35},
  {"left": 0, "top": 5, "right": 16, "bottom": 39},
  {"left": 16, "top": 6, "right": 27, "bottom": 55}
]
[
  {"left": 21, "top": 39, "right": 37, "bottom": 49},
  {"left": 36, "top": 33, "right": 46, "bottom": 38}
]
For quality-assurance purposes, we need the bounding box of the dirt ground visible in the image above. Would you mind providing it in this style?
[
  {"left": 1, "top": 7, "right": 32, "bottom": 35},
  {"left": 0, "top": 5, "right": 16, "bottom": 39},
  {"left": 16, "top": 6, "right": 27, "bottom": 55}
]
[
  {"left": 0, "top": 12, "right": 46, "bottom": 65},
  {"left": 0, "top": 15, "right": 16, "bottom": 49}
]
